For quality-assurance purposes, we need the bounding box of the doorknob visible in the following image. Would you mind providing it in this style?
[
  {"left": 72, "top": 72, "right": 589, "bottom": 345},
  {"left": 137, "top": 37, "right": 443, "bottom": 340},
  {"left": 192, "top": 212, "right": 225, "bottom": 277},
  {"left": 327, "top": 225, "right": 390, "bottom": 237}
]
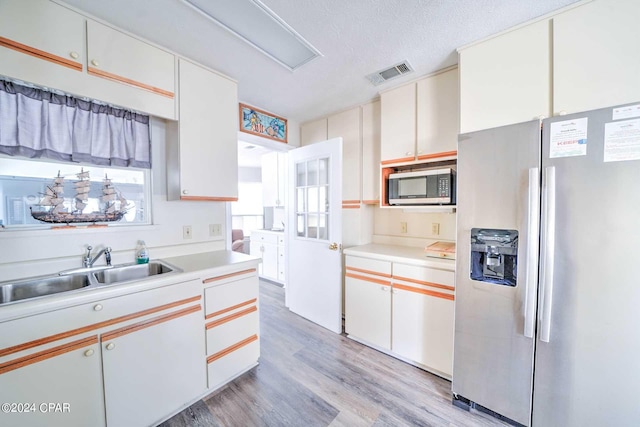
[{"left": 328, "top": 242, "right": 339, "bottom": 251}]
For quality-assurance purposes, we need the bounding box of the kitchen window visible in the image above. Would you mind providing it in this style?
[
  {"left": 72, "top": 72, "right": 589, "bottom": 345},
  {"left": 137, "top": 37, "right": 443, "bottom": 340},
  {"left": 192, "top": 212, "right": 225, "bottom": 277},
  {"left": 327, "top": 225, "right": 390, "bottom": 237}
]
[{"left": 0, "top": 157, "right": 150, "bottom": 228}]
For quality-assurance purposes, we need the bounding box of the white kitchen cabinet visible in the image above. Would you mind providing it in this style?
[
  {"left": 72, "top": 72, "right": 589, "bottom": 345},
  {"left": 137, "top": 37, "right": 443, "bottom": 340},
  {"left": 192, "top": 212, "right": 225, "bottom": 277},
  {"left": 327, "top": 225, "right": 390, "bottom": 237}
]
[
  {"left": 328, "top": 107, "right": 362, "bottom": 203},
  {"left": 0, "top": 338, "right": 104, "bottom": 427},
  {"left": 101, "top": 299, "right": 206, "bottom": 427},
  {"left": 167, "top": 58, "right": 238, "bottom": 201},
  {"left": 362, "top": 100, "right": 381, "bottom": 204},
  {"left": 344, "top": 256, "right": 392, "bottom": 350},
  {"left": 553, "top": 0, "right": 640, "bottom": 115},
  {"left": 344, "top": 254, "right": 455, "bottom": 378},
  {"left": 262, "top": 152, "right": 287, "bottom": 207},
  {"left": 381, "top": 69, "right": 459, "bottom": 164},
  {"left": 459, "top": 20, "right": 550, "bottom": 133},
  {"left": 391, "top": 264, "right": 455, "bottom": 378},
  {"left": 250, "top": 230, "right": 285, "bottom": 284},
  {"left": 86, "top": 20, "right": 175, "bottom": 98},
  {"left": 202, "top": 269, "right": 259, "bottom": 390},
  {"left": 300, "top": 118, "right": 328, "bottom": 146}
]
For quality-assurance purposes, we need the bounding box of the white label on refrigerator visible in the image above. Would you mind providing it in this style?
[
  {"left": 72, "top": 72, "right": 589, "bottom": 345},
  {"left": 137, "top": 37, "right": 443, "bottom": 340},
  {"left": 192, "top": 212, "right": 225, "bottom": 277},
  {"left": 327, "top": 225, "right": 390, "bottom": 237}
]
[
  {"left": 549, "top": 117, "right": 588, "bottom": 158},
  {"left": 612, "top": 104, "right": 640, "bottom": 121},
  {"left": 604, "top": 119, "right": 640, "bottom": 162}
]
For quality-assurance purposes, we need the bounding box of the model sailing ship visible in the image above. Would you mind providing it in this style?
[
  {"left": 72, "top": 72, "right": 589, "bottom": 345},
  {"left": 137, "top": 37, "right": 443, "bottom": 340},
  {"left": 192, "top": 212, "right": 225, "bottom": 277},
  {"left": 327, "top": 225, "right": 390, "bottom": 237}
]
[{"left": 30, "top": 169, "right": 129, "bottom": 224}]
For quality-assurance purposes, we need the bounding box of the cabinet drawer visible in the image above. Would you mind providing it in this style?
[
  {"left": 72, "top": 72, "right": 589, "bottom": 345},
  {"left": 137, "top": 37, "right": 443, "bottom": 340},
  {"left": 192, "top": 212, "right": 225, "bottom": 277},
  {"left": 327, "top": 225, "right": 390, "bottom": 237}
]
[
  {"left": 392, "top": 263, "right": 455, "bottom": 290},
  {"left": 204, "top": 276, "right": 258, "bottom": 317},
  {"left": 207, "top": 336, "right": 259, "bottom": 390},
  {"left": 345, "top": 255, "right": 391, "bottom": 277},
  {"left": 206, "top": 310, "right": 258, "bottom": 356},
  {"left": 278, "top": 235, "right": 285, "bottom": 245},
  {"left": 0, "top": 279, "right": 202, "bottom": 360},
  {"left": 251, "top": 232, "right": 279, "bottom": 245}
]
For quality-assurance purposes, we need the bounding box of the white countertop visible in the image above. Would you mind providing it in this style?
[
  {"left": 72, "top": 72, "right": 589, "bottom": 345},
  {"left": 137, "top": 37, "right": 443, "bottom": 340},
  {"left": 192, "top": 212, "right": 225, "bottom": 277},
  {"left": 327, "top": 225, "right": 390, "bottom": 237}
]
[
  {"left": 0, "top": 250, "right": 260, "bottom": 323},
  {"left": 344, "top": 244, "right": 456, "bottom": 271}
]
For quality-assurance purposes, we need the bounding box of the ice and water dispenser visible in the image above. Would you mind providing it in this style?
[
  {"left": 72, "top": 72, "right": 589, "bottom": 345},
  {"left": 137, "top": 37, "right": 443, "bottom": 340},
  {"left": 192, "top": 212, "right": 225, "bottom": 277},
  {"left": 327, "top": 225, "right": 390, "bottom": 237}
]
[{"left": 470, "top": 228, "right": 518, "bottom": 286}]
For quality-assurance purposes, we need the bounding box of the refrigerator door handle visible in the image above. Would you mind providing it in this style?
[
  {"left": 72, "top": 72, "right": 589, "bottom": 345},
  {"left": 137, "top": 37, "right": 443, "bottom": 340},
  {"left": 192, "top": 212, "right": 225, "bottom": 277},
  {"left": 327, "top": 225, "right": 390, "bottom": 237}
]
[
  {"left": 539, "top": 166, "right": 556, "bottom": 342},
  {"left": 524, "top": 167, "right": 540, "bottom": 339}
]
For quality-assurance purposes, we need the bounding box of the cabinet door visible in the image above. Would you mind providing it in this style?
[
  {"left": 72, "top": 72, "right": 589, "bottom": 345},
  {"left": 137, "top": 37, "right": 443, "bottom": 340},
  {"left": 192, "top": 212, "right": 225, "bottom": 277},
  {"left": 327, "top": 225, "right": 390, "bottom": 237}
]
[
  {"left": 261, "top": 152, "right": 279, "bottom": 206},
  {"left": 362, "top": 100, "right": 381, "bottom": 204},
  {"left": 300, "top": 118, "right": 328, "bottom": 146},
  {"left": 416, "top": 69, "right": 459, "bottom": 158},
  {"left": 0, "top": 338, "right": 104, "bottom": 427},
  {"left": 87, "top": 20, "right": 175, "bottom": 97},
  {"left": 261, "top": 242, "right": 279, "bottom": 281},
  {"left": 345, "top": 274, "right": 391, "bottom": 350},
  {"left": 277, "top": 244, "right": 286, "bottom": 283},
  {"left": 0, "top": 0, "right": 84, "bottom": 72},
  {"left": 176, "top": 59, "right": 238, "bottom": 200},
  {"left": 459, "top": 19, "right": 550, "bottom": 133},
  {"left": 553, "top": 0, "right": 640, "bottom": 115},
  {"left": 102, "top": 307, "right": 206, "bottom": 427},
  {"left": 381, "top": 83, "right": 416, "bottom": 164},
  {"left": 328, "top": 107, "right": 361, "bottom": 203},
  {"left": 276, "top": 152, "right": 287, "bottom": 207}
]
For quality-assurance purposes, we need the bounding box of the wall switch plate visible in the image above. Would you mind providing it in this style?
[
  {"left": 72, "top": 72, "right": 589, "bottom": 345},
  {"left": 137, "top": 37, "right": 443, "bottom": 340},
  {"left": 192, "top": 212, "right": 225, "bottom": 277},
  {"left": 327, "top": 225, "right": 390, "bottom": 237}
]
[
  {"left": 183, "top": 225, "right": 192, "bottom": 239},
  {"left": 400, "top": 222, "right": 408, "bottom": 234},
  {"left": 431, "top": 223, "right": 440, "bottom": 236},
  {"left": 209, "top": 224, "right": 221, "bottom": 237}
]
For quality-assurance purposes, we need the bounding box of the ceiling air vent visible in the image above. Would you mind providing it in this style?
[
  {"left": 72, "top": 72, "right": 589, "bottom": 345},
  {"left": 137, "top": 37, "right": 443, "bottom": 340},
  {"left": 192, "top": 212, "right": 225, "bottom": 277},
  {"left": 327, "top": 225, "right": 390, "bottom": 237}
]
[{"left": 366, "top": 61, "right": 414, "bottom": 86}]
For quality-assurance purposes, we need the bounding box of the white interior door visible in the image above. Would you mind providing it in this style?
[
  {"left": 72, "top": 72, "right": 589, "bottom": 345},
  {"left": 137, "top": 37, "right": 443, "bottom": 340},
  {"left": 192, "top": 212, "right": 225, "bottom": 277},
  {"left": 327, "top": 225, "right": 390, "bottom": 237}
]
[{"left": 287, "top": 138, "right": 343, "bottom": 333}]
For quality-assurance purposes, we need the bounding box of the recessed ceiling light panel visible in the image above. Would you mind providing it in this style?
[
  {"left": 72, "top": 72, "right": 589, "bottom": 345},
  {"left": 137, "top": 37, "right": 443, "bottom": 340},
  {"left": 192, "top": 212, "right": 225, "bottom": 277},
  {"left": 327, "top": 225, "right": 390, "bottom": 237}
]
[{"left": 182, "top": 0, "right": 322, "bottom": 71}]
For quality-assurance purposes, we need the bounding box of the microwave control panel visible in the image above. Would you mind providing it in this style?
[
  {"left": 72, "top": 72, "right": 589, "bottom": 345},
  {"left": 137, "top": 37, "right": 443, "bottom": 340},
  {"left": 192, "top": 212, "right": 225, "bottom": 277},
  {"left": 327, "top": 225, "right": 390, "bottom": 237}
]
[{"left": 437, "top": 175, "right": 450, "bottom": 197}]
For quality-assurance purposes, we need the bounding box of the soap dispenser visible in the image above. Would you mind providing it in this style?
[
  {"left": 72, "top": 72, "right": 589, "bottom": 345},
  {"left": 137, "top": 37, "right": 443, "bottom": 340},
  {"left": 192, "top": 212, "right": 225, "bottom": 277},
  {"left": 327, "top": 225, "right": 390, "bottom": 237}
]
[{"left": 136, "top": 240, "right": 149, "bottom": 264}]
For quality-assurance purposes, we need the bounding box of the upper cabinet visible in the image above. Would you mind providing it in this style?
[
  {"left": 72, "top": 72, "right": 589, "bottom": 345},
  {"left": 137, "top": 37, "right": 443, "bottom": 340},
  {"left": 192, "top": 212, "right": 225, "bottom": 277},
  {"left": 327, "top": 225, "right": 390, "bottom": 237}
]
[
  {"left": 553, "top": 0, "right": 640, "bottom": 115},
  {"left": 0, "top": 0, "right": 176, "bottom": 119},
  {"left": 300, "top": 118, "right": 328, "bottom": 146},
  {"left": 380, "top": 68, "right": 459, "bottom": 165},
  {"left": 328, "top": 107, "right": 361, "bottom": 203},
  {"left": 167, "top": 59, "right": 238, "bottom": 201},
  {"left": 459, "top": 20, "right": 550, "bottom": 134},
  {"left": 460, "top": 0, "right": 640, "bottom": 133},
  {"left": 86, "top": 20, "right": 175, "bottom": 100},
  {"left": 361, "top": 100, "right": 381, "bottom": 204}
]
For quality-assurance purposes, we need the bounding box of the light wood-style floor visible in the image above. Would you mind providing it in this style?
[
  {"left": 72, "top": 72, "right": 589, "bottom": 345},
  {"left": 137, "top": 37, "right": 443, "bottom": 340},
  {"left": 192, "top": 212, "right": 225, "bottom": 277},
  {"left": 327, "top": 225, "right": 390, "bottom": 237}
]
[{"left": 159, "top": 281, "right": 509, "bottom": 427}]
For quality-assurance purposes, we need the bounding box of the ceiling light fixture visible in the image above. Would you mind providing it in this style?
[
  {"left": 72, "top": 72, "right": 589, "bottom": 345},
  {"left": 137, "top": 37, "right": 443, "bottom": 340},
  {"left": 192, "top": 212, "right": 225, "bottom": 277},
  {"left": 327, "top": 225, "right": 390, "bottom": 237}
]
[{"left": 182, "top": 0, "right": 322, "bottom": 71}]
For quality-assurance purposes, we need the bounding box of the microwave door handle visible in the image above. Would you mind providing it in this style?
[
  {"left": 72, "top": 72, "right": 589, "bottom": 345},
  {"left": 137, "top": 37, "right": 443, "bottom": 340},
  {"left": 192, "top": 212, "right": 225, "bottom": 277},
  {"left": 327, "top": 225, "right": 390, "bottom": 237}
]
[{"left": 524, "top": 167, "right": 540, "bottom": 339}]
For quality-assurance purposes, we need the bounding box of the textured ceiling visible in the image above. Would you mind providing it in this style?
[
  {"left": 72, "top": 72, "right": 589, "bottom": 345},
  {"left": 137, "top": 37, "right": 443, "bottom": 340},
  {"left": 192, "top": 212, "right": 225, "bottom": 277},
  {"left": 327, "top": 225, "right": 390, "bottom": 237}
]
[{"left": 61, "top": 0, "right": 579, "bottom": 124}]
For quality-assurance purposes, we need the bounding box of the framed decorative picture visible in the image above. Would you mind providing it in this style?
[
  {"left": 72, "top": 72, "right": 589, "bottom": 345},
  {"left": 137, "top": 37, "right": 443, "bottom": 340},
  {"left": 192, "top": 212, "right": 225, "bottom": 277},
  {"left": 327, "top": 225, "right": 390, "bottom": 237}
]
[{"left": 239, "top": 103, "right": 288, "bottom": 143}]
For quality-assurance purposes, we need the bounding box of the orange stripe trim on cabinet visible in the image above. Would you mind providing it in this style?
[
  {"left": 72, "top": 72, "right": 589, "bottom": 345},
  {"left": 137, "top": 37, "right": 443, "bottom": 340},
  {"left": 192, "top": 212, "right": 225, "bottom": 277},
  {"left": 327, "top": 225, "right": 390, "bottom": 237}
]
[
  {"left": 342, "top": 204, "right": 360, "bottom": 209},
  {"left": 394, "top": 283, "right": 454, "bottom": 301},
  {"left": 207, "top": 334, "right": 258, "bottom": 364},
  {"left": 380, "top": 156, "right": 416, "bottom": 165},
  {"left": 0, "top": 336, "right": 98, "bottom": 376},
  {"left": 0, "top": 295, "right": 201, "bottom": 359},
  {"left": 180, "top": 196, "right": 239, "bottom": 202},
  {"left": 416, "top": 150, "right": 457, "bottom": 161},
  {"left": 0, "top": 36, "right": 82, "bottom": 71},
  {"left": 345, "top": 266, "right": 392, "bottom": 278},
  {"left": 361, "top": 200, "right": 379, "bottom": 205},
  {"left": 202, "top": 269, "right": 256, "bottom": 284},
  {"left": 205, "top": 298, "right": 257, "bottom": 320},
  {"left": 205, "top": 306, "right": 257, "bottom": 330},
  {"left": 102, "top": 305, "right": 201, "bottom": 341},
  {"left": 87, "top": 66, "right": 174, "bottom": 98},
  {"left": 342, "top": 200, "right": 360, "bottom": 204},
  {"left": 345, "top": 272, "right": 391, "bottom": 286},
  {"left": 393, "top": 275, "right": 455, "bottom": 291}
]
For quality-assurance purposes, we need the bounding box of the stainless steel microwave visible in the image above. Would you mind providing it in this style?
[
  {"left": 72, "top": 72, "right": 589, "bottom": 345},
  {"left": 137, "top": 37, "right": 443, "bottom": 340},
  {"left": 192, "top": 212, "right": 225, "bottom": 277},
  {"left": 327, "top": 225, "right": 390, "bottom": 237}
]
[{"left": 388, "top": 168, "right": 456, "bottom": 205}]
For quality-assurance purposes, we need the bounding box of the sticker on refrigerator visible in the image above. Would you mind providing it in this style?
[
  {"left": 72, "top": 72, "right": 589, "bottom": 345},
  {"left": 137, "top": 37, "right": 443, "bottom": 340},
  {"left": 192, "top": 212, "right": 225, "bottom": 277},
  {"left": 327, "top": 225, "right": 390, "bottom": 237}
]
[
  {"left": 604, "top": 119, "right": 640, "bottom": 162},
  {"left": 612, "top": 104, "right": 640, "bottom": 121},
  {"left": 549, "top": 117, "right": 588, "bottom": 158}
]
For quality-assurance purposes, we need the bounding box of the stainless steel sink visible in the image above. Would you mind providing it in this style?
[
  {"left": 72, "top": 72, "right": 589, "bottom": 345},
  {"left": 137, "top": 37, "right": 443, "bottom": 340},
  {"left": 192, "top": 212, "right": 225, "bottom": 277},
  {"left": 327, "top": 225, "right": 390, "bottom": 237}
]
[
  {"left": 92, "top": 261, "right": 179, "bottom": 285},
  {"left": 0, "top": 274, "right": 92, "bottom": 304}
]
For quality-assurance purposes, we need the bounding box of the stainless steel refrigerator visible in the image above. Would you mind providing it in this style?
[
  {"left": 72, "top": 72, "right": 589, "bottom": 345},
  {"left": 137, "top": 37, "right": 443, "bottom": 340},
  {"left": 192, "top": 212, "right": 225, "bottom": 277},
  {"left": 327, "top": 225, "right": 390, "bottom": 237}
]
[{"left": 453, "top": 102, "right": 640, "bottom": 426}]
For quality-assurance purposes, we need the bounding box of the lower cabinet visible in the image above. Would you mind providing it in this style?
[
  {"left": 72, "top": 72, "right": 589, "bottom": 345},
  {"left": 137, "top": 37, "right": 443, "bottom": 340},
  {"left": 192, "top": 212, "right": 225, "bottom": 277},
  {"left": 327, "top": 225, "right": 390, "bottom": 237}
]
[
  {"left": 344, "top": 255, "right": 455, "bottom": 378},
  {"left": 250, "top": 231, "right": 285, "bottom": 284},
  {"left": 202, "top": 268, "right": 260, "bottom": 390}
]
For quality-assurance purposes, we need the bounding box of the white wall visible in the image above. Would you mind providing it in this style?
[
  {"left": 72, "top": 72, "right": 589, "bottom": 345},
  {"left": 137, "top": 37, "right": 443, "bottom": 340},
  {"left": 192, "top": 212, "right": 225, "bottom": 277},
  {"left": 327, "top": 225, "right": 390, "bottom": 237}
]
[
  {"left": 0, "top": 118, "right": 227, "bottom": 281},
  {"left": 372, "top": 207, "right": 456, "bottom": 247},
  {"left": 238, "top": 167, "right": 261, "bottom": 183}
]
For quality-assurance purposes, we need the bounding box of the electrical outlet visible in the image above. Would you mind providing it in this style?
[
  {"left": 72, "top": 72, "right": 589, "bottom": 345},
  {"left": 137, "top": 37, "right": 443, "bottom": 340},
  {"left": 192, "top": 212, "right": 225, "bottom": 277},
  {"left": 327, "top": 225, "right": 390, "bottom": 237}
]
[
  {"left": 400, "top": 222, "right": 408, "bottom": 234},
  {"left": 431, "top": 223, "right": 440, "bottom": 236},
  {"left": 183, "top": 225, "right": 192, "bottom": 239},
  {"left": 209, "top": 224, "right": 221, "bottom": 237}
]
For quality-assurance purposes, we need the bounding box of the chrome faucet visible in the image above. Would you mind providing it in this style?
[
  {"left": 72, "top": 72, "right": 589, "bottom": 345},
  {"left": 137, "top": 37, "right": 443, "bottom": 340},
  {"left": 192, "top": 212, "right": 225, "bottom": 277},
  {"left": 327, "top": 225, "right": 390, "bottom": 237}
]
[{"left": 84, "top": 245, "right": 112, "bottom": 268}]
